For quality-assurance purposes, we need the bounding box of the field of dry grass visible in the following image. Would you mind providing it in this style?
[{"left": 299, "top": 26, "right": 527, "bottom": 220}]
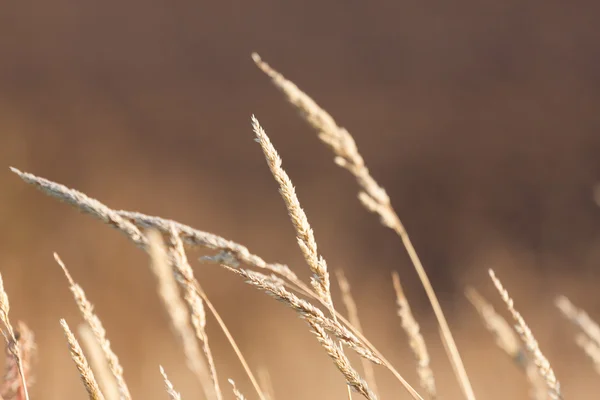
[
  {"left": 1, "top": 55, "right": 599, "bottom": 400},
  {"left": 2, "top": 3, "right": 600, "bottom": 399}
]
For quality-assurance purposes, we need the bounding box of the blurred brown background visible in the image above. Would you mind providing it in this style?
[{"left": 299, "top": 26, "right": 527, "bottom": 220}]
[{"left": 1, "top": 1, "right": 600, "bottom": 399}]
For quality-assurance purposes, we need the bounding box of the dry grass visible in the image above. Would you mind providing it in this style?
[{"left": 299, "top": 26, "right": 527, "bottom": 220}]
[
  {"left": 252, "top": 52, "right": 475, "bottom": 400},
  {"left": 60, "top": 320, "right": 105, "bottom": 400},
  {"left": 146, "top": 230, "right": 214, "bottom": 400},
  {"left": 336, "top": 270, "right": 379, "bottom": 398},
  {"left": 465, "top": 288, "right": 547, "bottom": 400},
  {"left": 164, "top": 226, "right": 222, "bottom": 400},
  {"left": 159, "top": 367, "right": 182, "bottom": 400},
  {"left": 252, "top": 115, "right": 332, "bottom": 308},
  {"left": 78, "top": 325, "right": 119, "bottom": 400},
  {"left": 0, "top": 275, "right": 32, "bottom": 400},
  {"left": 489, "top": 270, "right": 562, "bottom": 400},
  {"left": 556, "top": 296, "right": 600, "bottom": 376},
  {"left": 54, "top": 254, "right": 131, "bottom": 400},
  {"left": 228, "top": 380, "right": 247, "bottom": 400},
  {"left": 5, "top": 52, "right": 600, "bottom": 400},
  {"left": 392, "top": 272, "right": 435, "bottom": 399}
]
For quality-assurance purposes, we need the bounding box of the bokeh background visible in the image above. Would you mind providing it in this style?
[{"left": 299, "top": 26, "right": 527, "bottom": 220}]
[{"left": 2, "top": 1, "right": 600, "bottom": 399}]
